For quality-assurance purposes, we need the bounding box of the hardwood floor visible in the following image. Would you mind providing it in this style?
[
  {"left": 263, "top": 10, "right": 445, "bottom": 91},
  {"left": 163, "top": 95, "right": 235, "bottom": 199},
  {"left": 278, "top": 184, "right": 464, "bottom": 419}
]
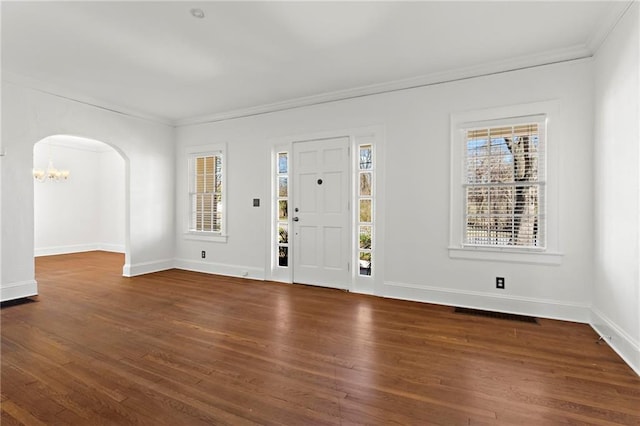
[{"left": 2, "top": 252, "right": 639, "bottom": 425}]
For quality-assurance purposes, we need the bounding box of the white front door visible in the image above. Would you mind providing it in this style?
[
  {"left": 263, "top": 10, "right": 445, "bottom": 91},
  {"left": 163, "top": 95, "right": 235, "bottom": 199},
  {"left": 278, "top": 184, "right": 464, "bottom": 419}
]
[{"left": 292, "top": 137, "right": 351, "bottom": 289}]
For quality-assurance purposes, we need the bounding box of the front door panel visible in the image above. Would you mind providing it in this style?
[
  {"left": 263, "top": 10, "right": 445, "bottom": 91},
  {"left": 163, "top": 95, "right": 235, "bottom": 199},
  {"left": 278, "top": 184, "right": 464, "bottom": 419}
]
[{"left": 292, "top": 137, "right": 351, "bottom": 289}]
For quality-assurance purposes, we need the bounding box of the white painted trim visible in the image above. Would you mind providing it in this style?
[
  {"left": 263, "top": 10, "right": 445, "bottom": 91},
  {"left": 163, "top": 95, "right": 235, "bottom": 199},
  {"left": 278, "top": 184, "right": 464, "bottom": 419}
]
[
  {"left": 449, "top": 100, "right": 562, "bottom": 264},
  {"left": 3, "top": 45, "right": 605, "bottom": 130},
  {"left": 177, "top": 49, "right": 592, "bottom": 127},
  {"left": 174, "top": 258, "right": 265, "bottom": 281},
  {"left": 268, "top": 143, "right": 292, "bottom": 284},
  {"left": 184, "top": 143, "right": 227, "bottom": 238},
  {"left": 2, "top": 72, "right": 172, "bottom": 126},
  {"left": 35, "top": 244, "right": 97, "bottom": 257},
  {"left": 122, "top": 258, "right": 174, "bottom": 277},
  {"left": 591, "top": 308, "right": 640, "bottom": 377},
  {"left": 448, "top": 247, "right": 563, "bottom": 265},
  {"left": 266, "top": 125, "right": 386, "bottom": 294},
  {"left": 1, "top": 280, "right": 38, "bottom": 302},
  {"left": 383, "top": 280, "right": 591, "bottom": 323},
  {"left": 35, "top": 244, "right": 125, "bottom": 257},
  {"left": 587, "top": 1, "right": 635, "bottom": 53},
  {"left": 99, "top": 244, "right": 126, "bottom": 253},
  {"left": 183, "top": 233, "right": 228, "bottom": 243}
]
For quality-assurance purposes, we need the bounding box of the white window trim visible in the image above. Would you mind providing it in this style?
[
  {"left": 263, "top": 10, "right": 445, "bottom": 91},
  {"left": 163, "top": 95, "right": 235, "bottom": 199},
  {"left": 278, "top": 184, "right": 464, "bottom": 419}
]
[
  {"left": 184, "top": 143, "right": 228, "bottom": 243},
  {"left": 356, "top": 139, "right": 375, "bottom": 278},
  {"left": 449, "top": 101, "right": 562, "bottom": 265}
]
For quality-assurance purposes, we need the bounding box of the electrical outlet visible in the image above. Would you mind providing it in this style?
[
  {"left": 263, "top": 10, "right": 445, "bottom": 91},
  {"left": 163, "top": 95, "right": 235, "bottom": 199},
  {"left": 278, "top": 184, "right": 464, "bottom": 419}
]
[
  {"left": 201, "top": 250, "right": 206, "bottom": 259},
  {"left": 496, "top": 277, "right": 505, "bottom": 289}
]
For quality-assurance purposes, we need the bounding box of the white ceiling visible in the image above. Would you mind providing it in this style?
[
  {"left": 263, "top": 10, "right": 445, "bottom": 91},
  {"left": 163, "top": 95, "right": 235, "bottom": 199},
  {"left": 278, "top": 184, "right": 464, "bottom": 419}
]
[{"left": 1, "top": 1, "right": 630, "bottom": 125}]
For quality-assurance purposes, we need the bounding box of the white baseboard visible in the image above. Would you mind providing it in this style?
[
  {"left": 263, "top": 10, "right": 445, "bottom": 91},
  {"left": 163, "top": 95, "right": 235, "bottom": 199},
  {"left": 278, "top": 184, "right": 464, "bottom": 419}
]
[
  {"left": 174, "top": 258, "right": 265, "bottom": 281},
  {"left": 35, "top": 243, "right": 125, "bottom": 257},
  {"left": 98, "top": 243, "right": 125, "bottom": 253},
  {"left": 591, "top": 308, "right": 640, "bottom": 376},
  {"left": 1, "top": 280, "right": 38, "bottom": 302},
  {"left": 123, "top": 258, "right": 174, "bottom": 277},
  {"left": 382, "top": 281, "right": 591, "bottom": 323},
  {"left": 35, "top": 244, "right": 97, "bottom": 257}
]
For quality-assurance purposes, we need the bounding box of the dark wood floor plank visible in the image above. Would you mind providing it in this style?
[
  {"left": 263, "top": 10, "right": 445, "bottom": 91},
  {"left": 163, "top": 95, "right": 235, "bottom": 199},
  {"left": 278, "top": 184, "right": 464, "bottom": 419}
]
[{"left": 2, "top": 251, "right": 639, "bottom": 425}]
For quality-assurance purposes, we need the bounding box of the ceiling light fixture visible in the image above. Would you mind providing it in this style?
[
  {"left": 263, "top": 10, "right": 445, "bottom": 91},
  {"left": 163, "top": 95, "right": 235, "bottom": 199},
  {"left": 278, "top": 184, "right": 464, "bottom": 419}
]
[
  {"left": 33, "top": 159, "right": 70, "bottom": 182},
  {"left": 190, "top": 8, "right": 205, "bottom": 19},
  {"left": 33, "top": 143, "right": 70, "bottom": 183}
]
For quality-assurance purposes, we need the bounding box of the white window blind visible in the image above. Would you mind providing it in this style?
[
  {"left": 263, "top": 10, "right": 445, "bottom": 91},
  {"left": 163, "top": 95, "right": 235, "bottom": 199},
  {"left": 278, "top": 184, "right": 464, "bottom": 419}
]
[
  {"left": 190, "top": 154, "right": 223, "bottom": 233},
  {"left": 463, "top": 118, "right": 545, "bottom": 248}
]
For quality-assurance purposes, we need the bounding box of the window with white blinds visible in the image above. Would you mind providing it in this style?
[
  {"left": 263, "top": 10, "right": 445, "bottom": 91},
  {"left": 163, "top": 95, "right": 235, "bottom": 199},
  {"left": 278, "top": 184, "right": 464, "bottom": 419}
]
[
  {"left": 189, "top": 153, "right": 224, "bottom": 233},
  {"left": 464, "top": 117, "right": 545, "bottom": 248}
]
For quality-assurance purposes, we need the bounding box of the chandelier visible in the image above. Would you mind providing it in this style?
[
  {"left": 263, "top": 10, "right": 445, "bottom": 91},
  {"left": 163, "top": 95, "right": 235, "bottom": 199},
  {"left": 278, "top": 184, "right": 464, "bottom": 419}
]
[
  {"left": 33, "top": 150, "right": 70, "bottom": 182},
  {"left": 33, "top": 160, "right": 70, "bottom": 182}
]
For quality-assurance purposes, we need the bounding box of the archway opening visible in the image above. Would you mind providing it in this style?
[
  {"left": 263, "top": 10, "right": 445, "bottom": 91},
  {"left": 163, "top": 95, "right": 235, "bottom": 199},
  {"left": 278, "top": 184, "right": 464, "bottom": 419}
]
[{"left": 33, "top": 135, "right": 128, "bottom": 274}]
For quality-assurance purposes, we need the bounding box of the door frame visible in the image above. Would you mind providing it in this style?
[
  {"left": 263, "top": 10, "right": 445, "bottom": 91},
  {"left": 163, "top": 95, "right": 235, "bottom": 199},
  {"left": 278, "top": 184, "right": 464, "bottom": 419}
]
[{"left": 267, "top": 125, "right": 385, "bottom": 296}]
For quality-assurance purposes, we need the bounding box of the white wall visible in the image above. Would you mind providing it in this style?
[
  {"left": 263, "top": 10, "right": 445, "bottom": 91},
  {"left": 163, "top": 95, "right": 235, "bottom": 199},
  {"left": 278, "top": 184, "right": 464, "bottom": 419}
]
[
  {"left": 33, "top": 138, "right": 125, "bottom": 256},
  {"left": 0, "top": 81, "right": 175, "bottom": 301},
  {"left": 176, "top": 58, "right": 595, "bottom": 323},
  {"left": 593, "top": 2, "right": 640, "bottom": 375},
  {"left": 98, "top": 149, "right": 126, "bottom": 251}
]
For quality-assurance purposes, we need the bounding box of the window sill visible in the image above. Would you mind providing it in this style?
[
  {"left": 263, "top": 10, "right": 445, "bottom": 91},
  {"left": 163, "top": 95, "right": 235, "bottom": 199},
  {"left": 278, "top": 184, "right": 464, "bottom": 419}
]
[
  {"left": 184, "top": 232, "right": 228, "bottom": 243},
  {"left": 448, "top": 246, "right": 563, "bottom": 265}
]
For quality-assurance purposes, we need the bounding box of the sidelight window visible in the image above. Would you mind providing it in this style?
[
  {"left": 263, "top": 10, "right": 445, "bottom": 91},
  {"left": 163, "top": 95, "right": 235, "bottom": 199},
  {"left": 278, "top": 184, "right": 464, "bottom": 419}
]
[
  {"left": 358, "top": 144, "right": 374, "bottom": 276},
  {"left": 276, "top": 152, "right": 289, "bottom": 267}
]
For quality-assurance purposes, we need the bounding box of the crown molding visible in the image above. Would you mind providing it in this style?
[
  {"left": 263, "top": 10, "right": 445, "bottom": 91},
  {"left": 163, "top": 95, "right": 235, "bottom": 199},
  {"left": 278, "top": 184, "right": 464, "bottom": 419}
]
[
  {"left": 586, "top": 0, "right": 635, "bottom": 53},
  {"left": 5, "top": 0, "right": 627, "bottom": 132},
  {"left": 2, "top": 71, "right": 173, "bottom": 127},
  {"left": 175, "top": 44, "right": 593, "bottom": 127}
]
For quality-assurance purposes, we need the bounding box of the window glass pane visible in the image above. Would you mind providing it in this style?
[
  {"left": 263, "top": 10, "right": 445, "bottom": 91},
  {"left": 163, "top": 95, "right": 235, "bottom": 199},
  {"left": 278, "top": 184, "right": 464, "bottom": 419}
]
[
  {"left": 466, "top": 187, "right": 488, "bottom": 216},
  {"left": 359, "top": 252, "right": 371, "bottom": 276},
  {"left": 278, "top": 246, "right": 288, "bottom": 267},
  {"left": 465, "top": 121, "right": 542, "bottom": 248},
  {"left": 278, "top": 200, "right": 288, "bottom": 221},
  {"left": 196, "top": 175, "right": 204, "bottom": 192},
  {"left": 357, "top": 143, "right": 374, "bottom": 277},
  {"left": 278, "top": 223, "right": 288, "bottom": 244},
  {"left": 359, "top": 172, "right": 372, "bottom": 196},
  {"left": 466, "top": 216, "right": 489, "bottom": 244},
  {"left": 278, "top": 153, "right": 288, "bottom": 174},
  {"left": 359, "top": 145, "right": 372, "bottom": 170},
  {"left": 278, "top": 177, "right": 288, "bottom": 197},
  {"left": 191, "top": 153, "right": 223, "bottom": 233},
  {"left": 359, "top": 199, "right": 371, "bottom": 223},
  {"left": 205, "top": 173, "right": 214, "bottom": 193},
  {"left": 466, "top": 136, "right": 488, "bottom": 183},
  {"left": 359, "top": 225, "right": 372, "bottom": 249},
  {"left": 489, "top": 186, "right": 513, "bottom": 216},
  {"left": 489, "top": 126, "right": 512, "bottom": 139}
]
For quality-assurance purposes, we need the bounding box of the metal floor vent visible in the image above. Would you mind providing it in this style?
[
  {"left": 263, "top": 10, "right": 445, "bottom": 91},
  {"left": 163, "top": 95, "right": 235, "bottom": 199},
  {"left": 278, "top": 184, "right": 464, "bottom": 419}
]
[{"left": 454, "top": 307, "right": 538, "bottom": 324}]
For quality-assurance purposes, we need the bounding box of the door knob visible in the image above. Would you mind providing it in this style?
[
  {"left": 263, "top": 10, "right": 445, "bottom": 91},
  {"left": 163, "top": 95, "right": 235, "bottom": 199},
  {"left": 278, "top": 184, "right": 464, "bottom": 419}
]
[{"left": 293, "top": 217, "right": 299, "bottom": 222}]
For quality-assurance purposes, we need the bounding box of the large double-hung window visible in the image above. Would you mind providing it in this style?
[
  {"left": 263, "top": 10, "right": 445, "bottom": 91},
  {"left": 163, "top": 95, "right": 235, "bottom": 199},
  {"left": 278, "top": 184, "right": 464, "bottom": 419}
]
[
  {"left": 186, "top": 144, "right": 226, "bottom": 240},
  {"left": 450, "top": 101, "right": 561, "bottom": 264},
  {"left": 464, "top": 119, "right": 545, "bottom": 248}
]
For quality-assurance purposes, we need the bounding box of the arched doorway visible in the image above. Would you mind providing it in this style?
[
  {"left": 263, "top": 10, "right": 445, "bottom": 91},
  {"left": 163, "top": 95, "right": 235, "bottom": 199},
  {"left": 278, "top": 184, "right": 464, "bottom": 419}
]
[{"left": 33, "top": 135, "right": 129, "bottom": 273}]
